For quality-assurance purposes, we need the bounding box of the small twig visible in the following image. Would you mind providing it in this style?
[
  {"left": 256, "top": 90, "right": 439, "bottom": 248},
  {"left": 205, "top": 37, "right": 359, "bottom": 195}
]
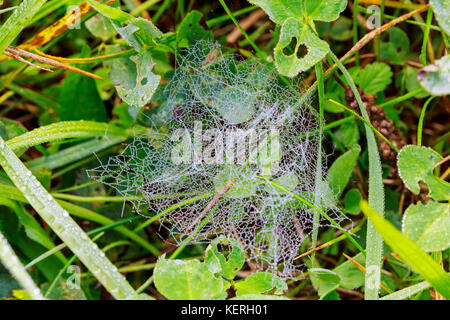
[
  {"left": 226, "top": 9, "right": 266, "bottom": 44},
  {"left": 185, "top": 181, "right": 234, "bottom": 233},
  {"left": 4, "top": 46, "right": 103, "bottom": 81}
]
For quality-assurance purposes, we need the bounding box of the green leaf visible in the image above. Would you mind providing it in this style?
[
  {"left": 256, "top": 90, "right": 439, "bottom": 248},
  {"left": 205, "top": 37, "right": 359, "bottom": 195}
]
[
  {"left": 330, "top": 16, "right": 353, "bottom": 41},
  {"left": 334, "top": 253, "right": 365, "bottom": 289},
  {"left": 274, "top": 18, "right": 329, "bottom": 77},
  {"left": 153, "top": 255, "right": 226, "bottom": 300},
  {"left": 248, "top": 0, "right": 304, "bottom": 24},
  {"left": 58, "top": 69, "right": 107, "bottom": 122},
  {"left": 106, "top": 49, "right": 161, "bottom": 108},
  {"left": 397, "top": 145, "right": 450, "bottom": 201},
  {"left": 205, "top": 237, "right": 245, "bottom": 281},
  {"left": 361, "top": 201, "right": 450, "bottom": 299},
  {"left": 355, "top": 62, "right": 393, "bottom": 95},
  {"left": 335, "top": 122, "right": 360, "bottom": 148},
  {"left": 234, "top": 272, "right": 287, "bottom": 296},
  {"left": 304, "top": 0, "right": 347, "bottom": 22},
  {"left": 85, "top": 15, "right": 115, "bottom": 41},
  {"left": 402, "top": 201, "right": 450, "bottom": 252},
  {"left": 87, "top": 0, "right": 161, "bottom": 51},
  {"left": 430, "top": 0, "right": 450, "bottom": 35},
  {"left": 344, "top": 188, "right": 362, "bottom": 215},
  {"left": 380, "top": 27, "right": 409, "bottom": 65},
  {"left": 327, "top": 144, "right": 361, "bottom": 198},
  {"left": 418, "top": 55, "right": 450, "bottom": 96},
  {"left": 309, "top": 268, "right": 341, "bottom": 299},
  {"left": 176, "top": 10, "right": 213, "bottom": 48}
]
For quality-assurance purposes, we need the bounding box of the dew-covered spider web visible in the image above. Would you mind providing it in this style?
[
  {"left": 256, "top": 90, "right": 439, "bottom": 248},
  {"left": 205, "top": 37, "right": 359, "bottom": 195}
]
[{"left": 88, "top": 41, "right": 346, "bottom": 279}]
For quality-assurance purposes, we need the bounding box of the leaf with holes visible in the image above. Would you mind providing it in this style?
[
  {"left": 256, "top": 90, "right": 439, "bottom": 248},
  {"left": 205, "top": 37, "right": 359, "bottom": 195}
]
[
  {"left": 205, "top": 236, "right": 245, "bottom": 281},
  {"left": 403, "top": 201, "right": 450, "bottom": 252},
  {"left": 418, "top": 55, "right": 450, "bottom": 96},
  {"left": 274, "top": 18, "right": 329, "bottom": 77},
  {"left": 380, "top": 27, "right": 410, "bottom": 65},
  {"left": 108, "top": 50, "right": 161, "bottom": 108},
  {"left": 397, "top": 145, "right": 450, "bottom": 201}
]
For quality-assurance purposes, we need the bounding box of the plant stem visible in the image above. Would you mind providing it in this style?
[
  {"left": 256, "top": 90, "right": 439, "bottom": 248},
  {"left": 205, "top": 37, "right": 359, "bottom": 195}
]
[
  {"left": 417, "top": 96, "right": 435, "bottom": 147},
  {"left": 311, "top": 61, "right": 325, "bottom": 259}
]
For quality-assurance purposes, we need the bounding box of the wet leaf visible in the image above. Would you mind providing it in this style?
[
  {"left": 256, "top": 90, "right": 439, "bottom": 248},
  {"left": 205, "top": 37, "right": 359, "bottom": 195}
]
[
  {"left": 310, "top": 268, "right": 341, "bottom": 299},
  {"left": 274, "top": 18, "right": 329, "bottom": 77},
  {"left": 403, "top": 201, "right": 450, "bottom": 252},
  {"left": 154, "top": 255, "right": 226, "bottom": 300},
  {"left": 397, "top": 145, "right": 450, "bottom": 201},
  {"left": 430, "top": 0, "right": 450, "bottom": 35},
  {"left": 355, "top": 62, "right": 393, "bottom": 94},
  {"left": 418, "top": 55, "right": 450, "bottom": 96},
  {"left": 234, "top": 272, "right": 287, "bottom": 296}
]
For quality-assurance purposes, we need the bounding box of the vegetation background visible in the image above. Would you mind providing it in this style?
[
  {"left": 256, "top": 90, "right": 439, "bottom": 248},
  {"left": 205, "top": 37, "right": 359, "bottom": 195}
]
[{"left": 0, "top": 0, "right": 449, "bottom": 300}]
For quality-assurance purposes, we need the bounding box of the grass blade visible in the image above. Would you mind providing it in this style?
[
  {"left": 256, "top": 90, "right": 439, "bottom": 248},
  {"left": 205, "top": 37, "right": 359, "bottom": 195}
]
[
  {"left": 361, "top": 201, "right": 450, "bottom": 299},
  {"left": 0, "top": 0, "right": 47, "bottom": 54},
  {"left": 0, "top": 231, "right": 44, "bottom": 299},
  {"left": 0, "top": 136, "right": 136, "bottom": 299},
  {"left": 329, "top": 51, "right": 385, "bottom": 300}
]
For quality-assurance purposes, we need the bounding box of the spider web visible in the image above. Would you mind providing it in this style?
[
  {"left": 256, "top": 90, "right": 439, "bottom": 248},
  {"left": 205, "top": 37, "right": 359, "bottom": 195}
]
[{"left": 88, "top": 41, "right": 345, "bottom": 278}]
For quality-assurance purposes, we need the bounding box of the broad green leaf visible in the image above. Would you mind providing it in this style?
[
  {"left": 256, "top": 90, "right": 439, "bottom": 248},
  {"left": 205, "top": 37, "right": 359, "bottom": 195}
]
[
  {"left": 309, "top": 268, "right": 341, "bottom": 299},
  {"left": 380, "top": 27, "right": 409, "bottom": 65},
  {"left": 335, "top": 122, "right": 360, "bottom": 148},
  {"left": 344, "top": 188, "right": 362, "bottom": 215},
  {"left": 330, "top": 16, "right": 353, "bottom": 41},
  {"left": 58, "top": 68, "right": 107, "bottom": 122},
  {"left": 327, "top": 144, "right": 361, "bottom": 198},
  {"left": 361, "top": 201, "right": 450, "bottom": 299},
  {"left": 234, "top": 272, "right": 287, "bottom": 296},
  {"left": 304, "top": 0, "right": 347, "bottom": 22},
  {"left": 402, "top": 201, "right": 450, "bottom": 252},
  {"left": 418, "top": 55, "right": 450, "bottom": 96},
  {"left": 274, "top": 18, "right": 329, "bottom": 77},
  {"left": 176, "top": 10, "right": 213, "bottom": 48},
  {"left": 153, "top": 255, "right": 226, "bottom": 300},
  {"left": 355, "top": 62, "right": 393, "bottom": 95},
  {"left": 333, "top": 253, "right": 365, "bottom": 289},
  {"left": 205, "top": 237, "right": 245, "bottom": 281},
  {"left": 248, "top": 0, "right": 304, "bottom": 24},
  {"left": 397, "top": 145, "right": 450, "bottom": 201},
  {"left": 430, "top": 0, "right": 450, "bottom": 35}
]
